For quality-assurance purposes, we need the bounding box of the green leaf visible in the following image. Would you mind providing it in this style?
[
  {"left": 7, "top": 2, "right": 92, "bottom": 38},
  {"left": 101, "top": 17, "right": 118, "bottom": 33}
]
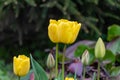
[
  {"left": 107, "top": 38, "right": 120, "bottom": 55},
  {"left": 107, "top": 24, "right": 120, "bottom": 41},
  {"left": 103, "top": 50, "right": 115, "bottom": 63},
  {"left": 25, "top": 0, "right": 36, "bottom": 7},
  {"left": 30, "top": 54, "right": 48, "bottom": 80},
  {"left": 74, "top": 45, "right": 88, "bottom": 57},
  {"left": 110, "top": 67, "right": 120, "bottom": 77},
  {"left": 116, "top": 54, "right": 120, "bottom": 63}
]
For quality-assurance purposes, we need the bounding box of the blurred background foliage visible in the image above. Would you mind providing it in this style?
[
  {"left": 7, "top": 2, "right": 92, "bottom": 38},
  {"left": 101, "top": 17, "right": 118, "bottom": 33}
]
[{"left": 0, "top": 0, "right": 120, "bottom": 62}]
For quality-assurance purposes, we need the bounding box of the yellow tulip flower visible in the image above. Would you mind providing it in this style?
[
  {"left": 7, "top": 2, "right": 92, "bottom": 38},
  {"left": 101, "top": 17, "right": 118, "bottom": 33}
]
[
  {"left": 65, "top": 77, "right": 76, "bottom": 80},
  {"left": 13, "top": 55, "right": 30, "bottom": 76},
  {"left": 48, "top": 19, "right": 81, "bottom": 44}
]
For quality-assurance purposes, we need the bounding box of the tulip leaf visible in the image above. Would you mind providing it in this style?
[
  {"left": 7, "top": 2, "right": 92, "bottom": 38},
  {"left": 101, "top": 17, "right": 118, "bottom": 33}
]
[
  {"left": 30, "top": 54, "right": 48, "bottom": 80},
  {"left": 107, "top": 24, "right": 120, "bottom": 41},
  {"left": 74, "top": 45, "right": 89, "bottom": 57},
  {"left": 107, "top": 37, "right": 120, "bottom": 55},
  {"left": 110, "top": 67, "right": 120, "bottom": 77},
  {"left": 103, "top": 50, "right": 115, "bottom": 63}
]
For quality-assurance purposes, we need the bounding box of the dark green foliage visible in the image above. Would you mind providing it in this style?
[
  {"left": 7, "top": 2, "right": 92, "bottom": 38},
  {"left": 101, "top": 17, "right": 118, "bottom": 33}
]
[{"left": 0, "top": 0, "right": 120, "bottom": 60}]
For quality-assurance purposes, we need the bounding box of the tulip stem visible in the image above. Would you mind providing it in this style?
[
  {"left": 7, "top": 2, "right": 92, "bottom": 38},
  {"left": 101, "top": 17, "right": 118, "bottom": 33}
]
[
  {"left": 62, "top": 44, "right": 67, "bottom": 80},
  {"left": 83, "top": 65, "right": 86, "bottom": 80},
  {"left": 97, "top": 61, "right": 100, "bottom": 80},
  {"left": 50, "top": 69, "right": 52, "bottom": 80},
  {"left": 55, "top": 43, "right": 59, "bottom": 77},
  {"left": 18, "top": 76, "right": 20, "bottom": 80}
]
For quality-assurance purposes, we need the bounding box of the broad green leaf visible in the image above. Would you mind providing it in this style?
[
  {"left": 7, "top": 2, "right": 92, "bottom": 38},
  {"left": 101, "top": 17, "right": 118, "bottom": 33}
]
[
  {"left": 25, "top": 0, "right": 36, "bottom": 7},
  {"left": 107, "top": 24, "right": 120, "bottom": 41},
  {"left": 107, "top": 38, "right": 120, "bottom": 55},
  {"left": 103, "top": 50, "right": 115, "bottom": 63},
  {"left": 74, "top": 45, "right": 88, "bottom": 57},
  {"left": 110, "top": 67, "right": 120, "bottom": 77},
  {"left": 30, "top": 54, "right": 48, "bottom": 80}
]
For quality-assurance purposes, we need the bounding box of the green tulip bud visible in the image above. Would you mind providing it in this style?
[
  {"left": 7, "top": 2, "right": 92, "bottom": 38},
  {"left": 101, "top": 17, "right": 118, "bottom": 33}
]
[
  {"left": 81, "top": 50, "right": 90, "bottom": 66},
  {"left": 46, "top": 53, "right": 55, "bottom": 69},
  {"left": 95, "top": 37, "right": 105, "bottom": 59}
]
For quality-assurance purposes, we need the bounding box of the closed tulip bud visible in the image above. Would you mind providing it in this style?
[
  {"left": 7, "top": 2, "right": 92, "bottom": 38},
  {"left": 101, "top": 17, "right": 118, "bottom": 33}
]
[
  {"left": 48, "top": 19, "right": 81, "bottom": 44},
  {"left": 81, "top": 50, "right": 90, "bottom": 66},
  {"left": 13, "top": 55, "right": 30, "bottom": 76},
  {"left": 95, "top": 37, "right": 106, "bottom": 59},
  {"left": 46, "top": 53, "right": 55, "bottom": 69}
]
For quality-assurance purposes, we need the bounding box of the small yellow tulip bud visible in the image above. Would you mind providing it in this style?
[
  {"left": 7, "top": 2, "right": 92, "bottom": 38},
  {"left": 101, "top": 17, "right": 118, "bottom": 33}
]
[
  {"left": 13, "top": 55, "right": 30, "bottom": 76},
  {"left": 46, "top": 53, "right": 55, "bottom": 69},
  {"left": 95, "top": 37, "right": 106, "bottom": 59},
  {"left": 81, "top": 50, "right": 90, "bottom": 66}
]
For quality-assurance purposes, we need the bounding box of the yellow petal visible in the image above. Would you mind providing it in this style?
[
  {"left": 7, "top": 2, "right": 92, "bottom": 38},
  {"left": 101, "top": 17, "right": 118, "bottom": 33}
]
[
  {"left": 69, "top": 23, "right": 81, "bottom": 43},
  {"left": 18, "top": 58, "right": 30, "bottom": 76},
  {"left": 13, "top": 56, "right": 19, "bottom": 76},
  {"left": 48, "top": 23, "right": 59, "bottom": 43},
  {"left": 65, "top": 77, "right": 75, "bottom": 80},
  {"left": 59, "top": 21, "right": 73, "bottom": 44},
  {"left": 50, "top": 19, "right": 57, "bottom": 24}
]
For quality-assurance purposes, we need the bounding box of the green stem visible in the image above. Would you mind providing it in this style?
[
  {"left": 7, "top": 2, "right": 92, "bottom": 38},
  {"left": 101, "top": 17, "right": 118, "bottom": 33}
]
[
  {"left": 50, "top": 69, "right": 52, "bottom": 80},
  {"left": 55, "top": 43, "right": 59, "bottom": 77},
  {"left": 83, "top": 65, "right": 86, "bottom": 80},
  {"left": 18, "top": 76, "right": 20, "bottom": 80},
  {"left": 97, "top": 61, "right": 100, "bottom": 80},
  {"left": 62, "top": 44, "right": 67, "bottom": 80}
]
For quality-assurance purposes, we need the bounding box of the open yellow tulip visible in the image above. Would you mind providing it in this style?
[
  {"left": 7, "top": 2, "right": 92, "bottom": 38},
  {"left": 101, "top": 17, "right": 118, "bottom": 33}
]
[
  {"left": 13, "top": 55, "right": 30, "bottom": 76},
  {"left": 48, "top": 19, "right": 81, "bottom": 44}
]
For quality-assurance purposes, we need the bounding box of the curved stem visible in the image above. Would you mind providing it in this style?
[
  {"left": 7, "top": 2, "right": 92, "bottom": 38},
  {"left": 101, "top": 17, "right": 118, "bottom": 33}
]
[
  {"left": 83, "top": 65, "right": 86, "bottom": 80},
  {"left": 97, "top": 61, "right": 100, "bottom": 80},
  {"left": 55, "top": 43, "right": 59, "bottom": 78},
  {"left": 62, "top": 44, "right": 67, "bottom": 80}
]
